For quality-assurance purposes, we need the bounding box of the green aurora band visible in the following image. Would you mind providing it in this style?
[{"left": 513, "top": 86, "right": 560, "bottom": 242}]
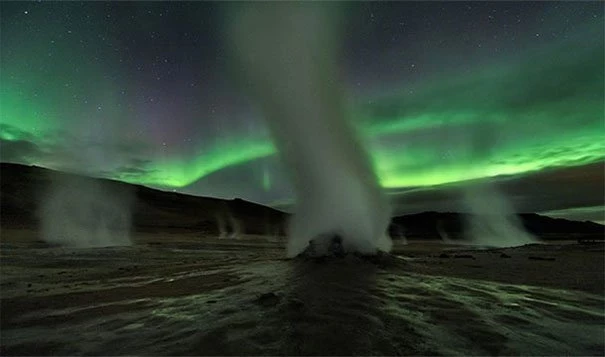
[{"left": 1, "top": 21, "right": 603, "bottom": 191}]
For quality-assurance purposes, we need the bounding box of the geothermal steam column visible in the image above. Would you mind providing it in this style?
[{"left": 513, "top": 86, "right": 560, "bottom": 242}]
[{"left": 229, "top": 3, "right": 392, "bottom": 256}]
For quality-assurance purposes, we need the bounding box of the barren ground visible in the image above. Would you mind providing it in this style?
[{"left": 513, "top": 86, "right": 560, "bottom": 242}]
[{"left": 1, "top": 228, "right": 603, "bottom": 356}]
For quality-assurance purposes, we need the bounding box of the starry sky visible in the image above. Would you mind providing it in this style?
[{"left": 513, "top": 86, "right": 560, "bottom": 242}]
[{"left": 1, "top": 1, "right": 604, "bottom": 223}]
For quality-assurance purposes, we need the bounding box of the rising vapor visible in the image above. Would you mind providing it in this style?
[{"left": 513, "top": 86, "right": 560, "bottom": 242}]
[
  {"left": 458, "top": 122, "right": 537, "bottom": 247},
  {"left": 39, "top": 175, "right": 132, "bottom": 248},
  {"left": 463, "top": 182, "right": 537, "bottom": 247},
  {"left": 38, "top": 104, "right": 134, "bottom": 248},
  {"left": 228, "top": 2, "right": 392, "bottom": 256}
]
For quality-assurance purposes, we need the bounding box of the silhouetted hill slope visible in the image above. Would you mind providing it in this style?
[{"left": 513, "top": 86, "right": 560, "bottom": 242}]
[
  {"left": 390, "top": 211, "right": 604, "bottom": 240},
  {"left": 0, "top": 163, "right": 287, "bottom": 235},
  {"left": 1, "top": 163, "right": 602, "bottom": 240}
]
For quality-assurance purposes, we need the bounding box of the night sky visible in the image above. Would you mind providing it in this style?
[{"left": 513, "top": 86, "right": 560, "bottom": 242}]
[{"left": 1, "top": 2, "right": 603, "bottom": 223}]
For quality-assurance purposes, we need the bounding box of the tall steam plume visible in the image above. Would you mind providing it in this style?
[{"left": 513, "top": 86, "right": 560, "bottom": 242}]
[
  {"left": 229, "top": 3, "right": 392, "bottom": 257},
  {"left": 463, "top": 182, "right": 536, "bottom": 247},
  {"left": 40, "top": 175, "right": 132, "bottom": 248},
  {"left": 460, "top": 123, "right": 537, "bottom": 247},
  {"left": 39, "top": 109, "right": 133, "bottom": 248}
]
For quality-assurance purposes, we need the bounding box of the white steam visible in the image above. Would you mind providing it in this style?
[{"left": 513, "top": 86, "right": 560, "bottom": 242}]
[
  {"left": 440, "top": 117, "right": 538, "bottom": 247},
  {"left": 463, "top": 182, "right": 537, "bottom": 247},
  {"left": 215, "top": 203, "right": 241, "bottom": 239},
  {"left": 40, "top": 175, "right": 132, "bottom": 248},
  {"left": 229, "top": 3, "right": 392, "bottom": 256},
  {"left": 436, "top": 219, "right": 453, "bottom": 243},
  {"left": 38, "top": 97, "right": 133, "bottom": 248}
]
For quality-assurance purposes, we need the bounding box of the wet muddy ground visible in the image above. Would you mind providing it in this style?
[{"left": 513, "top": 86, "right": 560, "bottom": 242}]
[{"left": 1, "top": 230, "right": 603, "bottom": 355}]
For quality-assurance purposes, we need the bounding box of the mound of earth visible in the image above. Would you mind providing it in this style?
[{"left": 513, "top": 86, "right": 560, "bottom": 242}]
[{"left": 295, "top": 234, "right": 405, "bottom": 269}]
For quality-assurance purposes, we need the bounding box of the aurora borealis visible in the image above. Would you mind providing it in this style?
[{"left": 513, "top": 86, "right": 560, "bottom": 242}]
[{"left": 1, "top": 2, "right": 603, "bottom": 222}]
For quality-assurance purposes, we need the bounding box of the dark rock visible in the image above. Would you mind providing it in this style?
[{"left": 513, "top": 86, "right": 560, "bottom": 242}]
[
  {"left": 500, "top": 253, "right": 511, "bottom": 258},
  {"left": 313, "top": 256, "right": 327, "bottom": 264},
  {"left": 439, "top": 253, "right": 450, "bottom": 258},
  {"left": 293, "top": 235, "right": 405, "bottom": 270},
  {"left": 256, "top": 292, "right": 280, "bottom": 307},
  {"left": 354, "top": 251, "right": 402, "bottom": 269},
  {"left": 454, "top": 254, "right": 475, "bottom": 259},
  {"left": 298, "top": 234, "right": 346, "bottom": 259},
  {"left": 528, "top": 256, "right": 556, "bottom": 261},
  {"left": 288, "top": 298, "right": 305, "bottom": 310}
]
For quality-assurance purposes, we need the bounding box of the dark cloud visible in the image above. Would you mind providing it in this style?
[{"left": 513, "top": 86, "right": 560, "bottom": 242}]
[
  {"left": 271, "top": 162, "right": 604, "bottom": 221},
  {"left": 0, "top": 124, "right": 154, "bottom": 179},
  {"left": 98, "top": 158, "right": 157, "bottom": 181},
  {"left": 0, "top": 139, "right": 44, "bottom": 163},
  {"left": 540, "top": 206, "right": 604, "bottom": 224},
  {"left": 388, "top": 162, "right": 605, "bottom": 215}
]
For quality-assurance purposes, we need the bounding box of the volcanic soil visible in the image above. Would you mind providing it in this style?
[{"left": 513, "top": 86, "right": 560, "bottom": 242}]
[{"left": 1, "top": 229, "right": 604, "bottom": 356}]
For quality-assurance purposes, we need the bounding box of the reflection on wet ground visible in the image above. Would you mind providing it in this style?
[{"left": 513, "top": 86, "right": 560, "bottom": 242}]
[{"left": 1, "top": 238, "right": 603, "bottom": 355}]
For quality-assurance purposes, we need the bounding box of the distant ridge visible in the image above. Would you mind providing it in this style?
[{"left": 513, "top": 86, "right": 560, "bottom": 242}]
[
  {"left": 0, "top": 163, "right": 287, "bottom": 235},
  {"left": 389, "top": 211, "right": 604, "bottom": 241},
  {"left": 1, "top": 163, "right": 602, "bottom": 240}
]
